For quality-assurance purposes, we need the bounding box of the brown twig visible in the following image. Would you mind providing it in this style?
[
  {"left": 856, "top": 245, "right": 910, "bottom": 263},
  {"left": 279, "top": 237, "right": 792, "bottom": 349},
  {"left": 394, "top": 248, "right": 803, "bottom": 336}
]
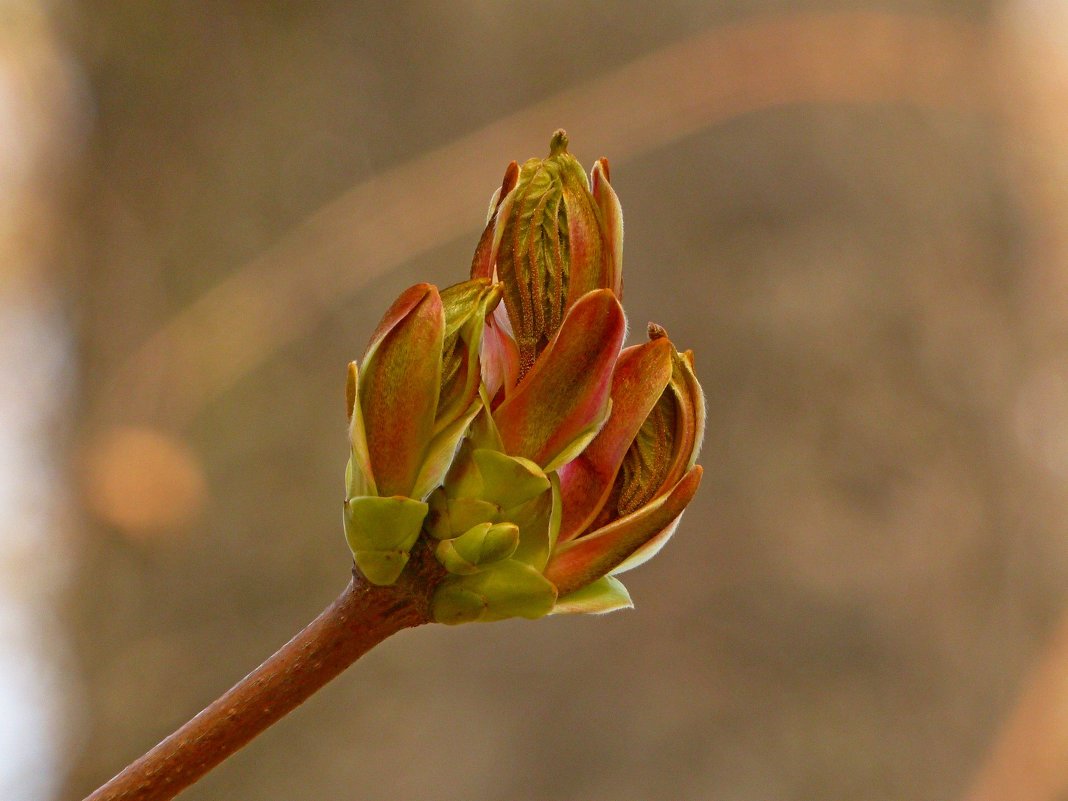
[{"left": 82, "top": 548, "right": 442, "bottom": 801}]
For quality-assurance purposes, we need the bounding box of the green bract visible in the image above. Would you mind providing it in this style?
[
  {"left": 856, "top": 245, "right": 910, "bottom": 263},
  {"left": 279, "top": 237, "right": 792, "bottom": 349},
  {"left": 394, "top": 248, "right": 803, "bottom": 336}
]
[{"left": 343, "top": 132, "right": 704, "bottom": 621}]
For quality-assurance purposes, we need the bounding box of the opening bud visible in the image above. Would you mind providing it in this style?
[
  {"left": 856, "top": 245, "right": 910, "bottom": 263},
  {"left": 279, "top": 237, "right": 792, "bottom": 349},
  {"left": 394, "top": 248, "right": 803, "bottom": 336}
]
[{"left": 474, "top": 130, "right": 622, "bottom": 379}]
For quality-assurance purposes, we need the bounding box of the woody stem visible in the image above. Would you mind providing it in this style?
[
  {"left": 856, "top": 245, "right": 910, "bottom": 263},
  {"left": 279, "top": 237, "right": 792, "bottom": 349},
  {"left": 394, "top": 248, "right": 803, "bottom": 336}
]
[{"left": 82, "top": 549, "right": 442, "bottom": 801}]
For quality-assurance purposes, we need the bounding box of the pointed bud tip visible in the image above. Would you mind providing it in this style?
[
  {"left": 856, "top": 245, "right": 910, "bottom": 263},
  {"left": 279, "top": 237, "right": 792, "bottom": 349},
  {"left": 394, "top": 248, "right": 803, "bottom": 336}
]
[
  {"left": 648, "top": 322, "right": 669, "bottom": 341},
  {"left": 346, "top": 361, "right": 358, "bottom": 422},
  {"left": 501, "top": 161, "right": 519, "bottom": 197},
  {"left": 549, "top": 129, "right": 569, "bottom": 156},
  {"left": 595, "top": 157, "right": 611, "bottom": 183},
  {"left": 407, "top": 282, "right": 436, "bottom": 297},
  {"left": 404, "top": 283, "right": 441, "bottom": 313},
  {"left": 367, "top": 282, "right": 442, "bottom": 351}
]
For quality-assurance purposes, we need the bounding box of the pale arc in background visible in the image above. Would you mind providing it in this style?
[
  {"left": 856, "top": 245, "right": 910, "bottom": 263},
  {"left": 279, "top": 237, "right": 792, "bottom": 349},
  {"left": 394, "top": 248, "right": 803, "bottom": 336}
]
[{"left": 99, "top": 11, "right": 990, "bottom": 428}]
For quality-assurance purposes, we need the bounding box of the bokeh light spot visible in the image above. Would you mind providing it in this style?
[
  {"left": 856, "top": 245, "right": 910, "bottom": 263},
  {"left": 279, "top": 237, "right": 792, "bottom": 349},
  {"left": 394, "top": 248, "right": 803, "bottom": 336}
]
[{"left": 82, "top": 426, "right": 207, "bottom": 537}]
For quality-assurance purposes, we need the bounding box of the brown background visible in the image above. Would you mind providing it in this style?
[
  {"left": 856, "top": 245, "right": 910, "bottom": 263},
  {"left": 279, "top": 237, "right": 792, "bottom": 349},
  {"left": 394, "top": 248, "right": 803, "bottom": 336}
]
[{"left": 4, "top": 2, "right": 1068, "bottom": 800}]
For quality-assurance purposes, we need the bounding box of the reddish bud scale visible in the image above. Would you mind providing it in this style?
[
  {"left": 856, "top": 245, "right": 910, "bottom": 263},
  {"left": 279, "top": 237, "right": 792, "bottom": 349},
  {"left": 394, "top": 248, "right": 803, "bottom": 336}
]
[
  {"left": 359, "top": 285, "right": 444, "bottom": 498},
  {"left": 345, "top": 131, "right": 704, "bottom": 616}
]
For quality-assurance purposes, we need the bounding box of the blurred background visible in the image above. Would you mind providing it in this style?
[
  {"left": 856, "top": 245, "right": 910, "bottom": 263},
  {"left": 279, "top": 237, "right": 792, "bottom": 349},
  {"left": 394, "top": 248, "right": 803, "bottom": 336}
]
[{"left": 3, "top": 1, "right": 1068, "bottom": 799}]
